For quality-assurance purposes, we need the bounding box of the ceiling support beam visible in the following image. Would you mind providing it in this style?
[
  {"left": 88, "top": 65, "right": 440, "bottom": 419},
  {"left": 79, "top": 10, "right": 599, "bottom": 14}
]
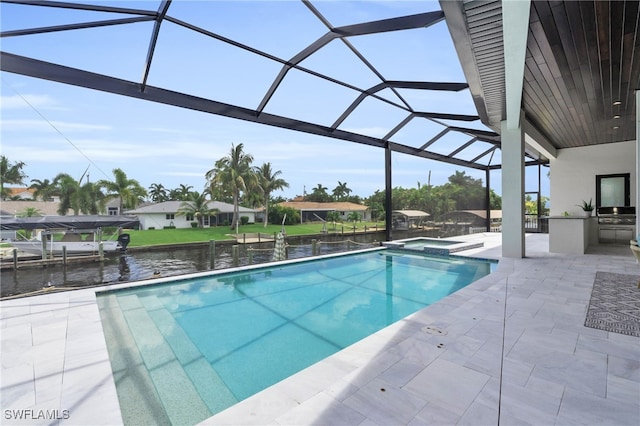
[
  {"left": 438, "top": 0, "right": 494, "bottom": 127},
  {"left": 418, "top": 128, "right": 449, "bottom": 150},
  {"left": 385, "top": 144, "right": 393, "bottom": 242},
  {"left": 256, "top": 11, "right": 445, "bottom": 115},
  {"left": 447, "top": 137, "right": 478, "bottom": 158},
  {"left": 331, "top": 81, "right": 467, "bottom": 129},
  {"left": 503, "top": 0, "right": 530, "bottom": 130},
  {"left": 1, "top": 0, "right": 157, "bottom": 16},
  {"left": 141, "top": 0, "right": 172, "bottom": 91},
  {"left": 523, "top": 117, "right": 557, "bottom": 160},
  {"left": 0, "top": 16, "right": 155, "bottom": 38},
  {"left": 485, "top": 169, "right": 491, "bottom": 232}
]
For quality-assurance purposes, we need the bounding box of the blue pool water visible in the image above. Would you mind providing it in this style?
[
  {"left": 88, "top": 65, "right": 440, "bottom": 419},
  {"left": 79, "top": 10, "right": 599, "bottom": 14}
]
[{"left": 98, "top": 249, "right": 496, "bottom": 425}]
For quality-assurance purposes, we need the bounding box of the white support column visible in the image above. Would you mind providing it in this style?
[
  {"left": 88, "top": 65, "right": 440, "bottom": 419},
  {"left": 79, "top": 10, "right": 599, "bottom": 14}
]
[
  {"left": 501, "top": 0, "right": 530, "bottom": 258},
  {"left": 636, "top": 90, "right": 639, "bottom": 235},
  {"left": 501, "top": 116, "right": 526, "bottom": 258}
]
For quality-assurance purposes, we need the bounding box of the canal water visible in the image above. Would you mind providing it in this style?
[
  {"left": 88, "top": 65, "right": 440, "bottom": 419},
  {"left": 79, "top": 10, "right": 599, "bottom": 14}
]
[{"left": 1, "top": 234, "right": 383, "bottom": 298}]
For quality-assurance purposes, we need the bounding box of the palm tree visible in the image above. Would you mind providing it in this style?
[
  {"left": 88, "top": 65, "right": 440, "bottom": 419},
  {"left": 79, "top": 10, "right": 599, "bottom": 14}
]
[
  {"left": 168, "top": 188, "right": 181, "bottom": 201},
  {"left": 255, "top": 162, "right": 289, "bottom": 227},
  {"left": 347, "top": 211, "right": 361, "bottom": 229},
  {"left": 206, "top": 143, "right": 255, "bottom": 229},
  {"left": 332, "top": 181, "right": 352, "bottom": 201},
  {"left": 176, "top": 191, "right": 218, "bottom": 228},
  {"left": 148, "top": 183, "right": 168, "bottom": 203},
  {"left": 77, "top": 181, "right": 106, "bottom": 214},
  {"left": 326, "top": 210, "right": 341, "bottom": 230},
  {"left": 54, "top": 173, "right": 81, "bottom": 215},
  {"left": 176, "top": 184, "right": 193, "bottom": 201},
  {"left": 0, "top": 156, "right": 27, "bottom": 199},
  {"left": 16, "top": 207, "right": 42, "bottom": 217},
  {"left": 29, "top": 178, "right": 57, "bottom": 201},
  {"left": 307, "top": 183, "right": 329, "bottom": 202},
  {"left": 97, "top": 168, "right": 147, "bottom": 214}
]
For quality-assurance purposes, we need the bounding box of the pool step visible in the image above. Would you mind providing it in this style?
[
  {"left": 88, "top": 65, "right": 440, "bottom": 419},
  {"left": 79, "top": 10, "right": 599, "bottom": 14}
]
[{"left": 106, "top": 293, "right": 237, "bottom": 424}]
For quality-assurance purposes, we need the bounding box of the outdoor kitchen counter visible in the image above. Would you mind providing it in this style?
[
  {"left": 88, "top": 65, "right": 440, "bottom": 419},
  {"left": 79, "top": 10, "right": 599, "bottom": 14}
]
[{"left": 548, "top": 215, "right": 595, "bottom": 254}]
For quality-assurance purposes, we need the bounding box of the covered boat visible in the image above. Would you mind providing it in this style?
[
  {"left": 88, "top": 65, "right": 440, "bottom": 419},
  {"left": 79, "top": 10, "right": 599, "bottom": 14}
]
[{"left": 1, "top": 215, "right": 139, "bottom": 257}]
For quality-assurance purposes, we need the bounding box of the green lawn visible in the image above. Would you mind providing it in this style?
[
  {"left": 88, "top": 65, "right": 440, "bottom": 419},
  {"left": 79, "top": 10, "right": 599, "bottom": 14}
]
[{"left": 125, "top": 221, "right": 385, "bottom": 247}]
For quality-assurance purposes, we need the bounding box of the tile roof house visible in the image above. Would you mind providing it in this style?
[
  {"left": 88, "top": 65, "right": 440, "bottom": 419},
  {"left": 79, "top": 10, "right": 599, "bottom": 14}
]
[
  {"left": 278, "top": 201, "right": 370, "bottom": 222},
  {"left": 0, "top": 200, "right": 61, "bottom": 217},
  {"left": 125, "top": 200, "right": 257, "bottom": 230}
]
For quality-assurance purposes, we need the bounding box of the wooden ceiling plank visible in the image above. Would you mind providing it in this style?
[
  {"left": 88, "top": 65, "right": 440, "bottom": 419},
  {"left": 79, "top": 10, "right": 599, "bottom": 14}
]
[{"left": 619, "top": 0, "right": 640, "bottom": 112}]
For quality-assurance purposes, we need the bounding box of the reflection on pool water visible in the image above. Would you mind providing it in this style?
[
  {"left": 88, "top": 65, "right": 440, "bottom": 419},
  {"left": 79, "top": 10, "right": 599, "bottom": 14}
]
[{"left": 97, "top": 248, "right": 496, "bottom": 425}]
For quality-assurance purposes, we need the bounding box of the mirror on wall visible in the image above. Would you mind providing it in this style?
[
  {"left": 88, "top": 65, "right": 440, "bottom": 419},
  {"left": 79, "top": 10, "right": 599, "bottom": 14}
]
[{"left": 596, "top": 173, "right": 630, "bottom": 207}]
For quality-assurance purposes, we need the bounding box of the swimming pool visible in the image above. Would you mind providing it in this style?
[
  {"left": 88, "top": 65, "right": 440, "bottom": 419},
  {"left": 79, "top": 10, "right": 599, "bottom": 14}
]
[{"left": 97, "top": 248, "right": 496, "bottom": 425}]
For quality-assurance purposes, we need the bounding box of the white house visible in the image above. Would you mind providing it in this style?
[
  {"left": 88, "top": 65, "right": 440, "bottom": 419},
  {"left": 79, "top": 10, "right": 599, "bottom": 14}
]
[{"left": 125, "top": 200, "right": 257, "bottom": 230}]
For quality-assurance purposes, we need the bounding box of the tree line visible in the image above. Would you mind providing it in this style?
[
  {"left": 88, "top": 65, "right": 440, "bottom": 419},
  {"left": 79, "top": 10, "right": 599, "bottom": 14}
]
[{"left": 1, "top": 144, "right": 511, "bottom": 229}]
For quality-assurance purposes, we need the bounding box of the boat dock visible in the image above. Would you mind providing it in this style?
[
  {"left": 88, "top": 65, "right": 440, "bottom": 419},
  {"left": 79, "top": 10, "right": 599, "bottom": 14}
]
[
  {"left": 0, "top": 250, "right": 109, "bottom": 271},
  {"left": 231, "top": 233, "right": 276, "bottom": 244}
]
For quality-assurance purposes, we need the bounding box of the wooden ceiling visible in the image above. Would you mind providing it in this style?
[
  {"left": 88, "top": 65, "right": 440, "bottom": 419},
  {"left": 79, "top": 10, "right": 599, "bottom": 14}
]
[
  {"left": 525, "top": 0, "right": 639, "bottom": 148},
  {"left": 444, "top": 0, "right": 640, "bottom": 151}
]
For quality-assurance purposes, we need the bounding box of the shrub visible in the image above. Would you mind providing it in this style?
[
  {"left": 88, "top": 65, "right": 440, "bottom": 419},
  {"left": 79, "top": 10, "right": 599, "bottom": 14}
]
[
  {"left": 163, "top": 225, "right": 176, "bottom": 229},
  {"left": 240, "top": 216, "right": 249, "bottom": 225},
  {"left": 148, "top": 227, "right": 155, "bottom": 230},
  {"left": 268, "top": 205, "right": 300, "bottom": 225},
  {"left": 190, "top": 222, "right": 198, "bottom": 228}
]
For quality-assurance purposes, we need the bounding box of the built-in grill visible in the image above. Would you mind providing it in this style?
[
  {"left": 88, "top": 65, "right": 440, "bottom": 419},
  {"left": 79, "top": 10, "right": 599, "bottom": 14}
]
[
  {"left": 597, "top": 206, "right": 636, "bottom": 224},
  {"left": 596, "top": 206, "right": 636, "bottom": 243}
]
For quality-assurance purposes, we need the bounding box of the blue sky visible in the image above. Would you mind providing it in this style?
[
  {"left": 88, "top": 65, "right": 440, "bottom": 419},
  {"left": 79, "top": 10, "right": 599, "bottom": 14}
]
[{"left": 0, "top": 1, "right": 550, "bottom": 200}]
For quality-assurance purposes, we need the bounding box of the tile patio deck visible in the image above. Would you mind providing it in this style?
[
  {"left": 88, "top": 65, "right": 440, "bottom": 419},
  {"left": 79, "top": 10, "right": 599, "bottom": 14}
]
[{"left": 1, "top": 233, "right": 639, "bottom": 425}]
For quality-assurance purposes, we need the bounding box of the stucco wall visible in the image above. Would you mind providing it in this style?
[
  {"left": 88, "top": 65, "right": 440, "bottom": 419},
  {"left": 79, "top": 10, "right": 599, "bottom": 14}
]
[{"left": 549, "top": 140, "right": 636, "bottom": 216}]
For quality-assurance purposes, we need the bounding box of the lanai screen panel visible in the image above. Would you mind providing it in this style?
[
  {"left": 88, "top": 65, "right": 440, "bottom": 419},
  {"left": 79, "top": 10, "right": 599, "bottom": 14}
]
[{"left": 0, "top": 0, "right": 537, "bottom": 170}]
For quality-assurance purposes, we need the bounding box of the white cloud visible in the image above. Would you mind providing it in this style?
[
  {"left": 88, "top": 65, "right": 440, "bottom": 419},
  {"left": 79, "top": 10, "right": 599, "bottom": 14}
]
[
  {"left": 1, "top": 119, "right": 111, "bottom": 132},
  {"left": 0, "top": 94, "right": 58, "bottom": 110}
]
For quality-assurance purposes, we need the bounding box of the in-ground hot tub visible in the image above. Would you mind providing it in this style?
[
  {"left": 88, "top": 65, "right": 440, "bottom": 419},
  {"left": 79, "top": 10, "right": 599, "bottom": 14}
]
[{"left": 382, "top": 237, "right": 484, "bottom": 255}]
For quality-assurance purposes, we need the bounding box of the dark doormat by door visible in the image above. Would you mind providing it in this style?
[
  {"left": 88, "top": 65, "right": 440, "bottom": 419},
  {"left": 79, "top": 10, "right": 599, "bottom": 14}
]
[{"left": 584, "top": 271, "right": 640, "bottom": 337}]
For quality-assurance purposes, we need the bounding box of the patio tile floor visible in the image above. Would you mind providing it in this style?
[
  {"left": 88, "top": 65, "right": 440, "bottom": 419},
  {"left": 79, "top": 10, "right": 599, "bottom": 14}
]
[{"left": 1, "top": 233, "right": 638, "bottom": 425}]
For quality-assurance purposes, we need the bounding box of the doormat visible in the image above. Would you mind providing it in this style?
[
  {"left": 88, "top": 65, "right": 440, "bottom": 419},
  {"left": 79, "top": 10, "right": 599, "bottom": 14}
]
[{"left": 584, "top": 271, "right": 640, "bottom": 337}]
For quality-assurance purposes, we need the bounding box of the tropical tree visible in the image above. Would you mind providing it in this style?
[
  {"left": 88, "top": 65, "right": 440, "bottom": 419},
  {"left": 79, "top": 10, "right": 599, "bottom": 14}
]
[
  {"left": 241, "top": 190, "right": 263, "bottom": 210},
  {"left": 347, "top": 211, "right": 361, "bottom": 229},
  {"left": 332, "top": 181, "right": 352, "bottom": 201},
  {"left": 306, "top": 183, "right": 330, "bottom": 202},
  {"left": 29, "top": 178, "right": 57, "bottom": 201},
  {"left": 326, "top": 210, "right": 341, "bottom": 230},
  {"left": 206, "top": 143, "right": 255, "bottom": 230},
  {"left": 77, "top": 181, "right": 106, "bottom": 214},
  {"left": 268, "top": 204, "right": 300, "bottom": 226},
  {"left": 54, "top": 173, "right": 81, "bottom": 215},
  {"left": 167, "top": 188, "right": 181, "bottom": 201},
  {"left": 442, "top": 170, "right": 485, "bottom": 210},
  {"left": 0, "top": 156, "right": 27, "bottom": 199},
  {"left": 525, "top": 194, "right": 549, "bottom": 215},
  {"left": 208, "top": 183, "right": 233, "bottom": 204},
  {"left": 97, "top": 168, "right": 147, "bottom": 214},
  {"left": 176, "top": 191, "right": 218, "bottom": 228},
  {"left": 255, "top": 162, "right": 289, "bottom": 227},
  {"left": 174, "top": 184, "right": 193, "bottom": 201},
  {"left": 148, "top": 183, "right": 168, "bottom": 203},
  {"left": 16, "top": 207, "right": 42, "bottom": 217}
]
